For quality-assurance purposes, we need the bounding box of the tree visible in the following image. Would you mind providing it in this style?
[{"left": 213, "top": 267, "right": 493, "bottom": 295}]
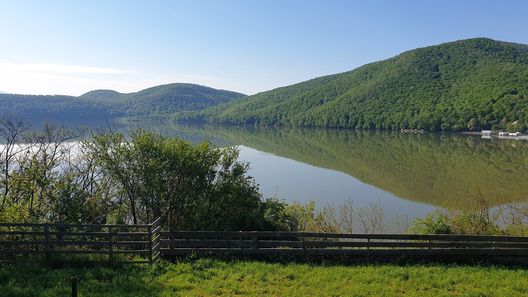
[
  {"left": 86, "top": 130, "right": 265, "bottom": 230},
  {"left": 0, "top": 120, "right": 115, "bottom": 224},
  {"left": 0, "top": 118, "right": 27, "bottom": 209}
]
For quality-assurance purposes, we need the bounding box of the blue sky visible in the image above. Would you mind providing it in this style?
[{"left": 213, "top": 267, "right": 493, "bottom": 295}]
[{"left": 1, "top": 0, "right": 527, "bottom": 95}]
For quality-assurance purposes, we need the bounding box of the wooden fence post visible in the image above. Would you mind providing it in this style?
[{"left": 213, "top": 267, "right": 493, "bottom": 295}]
[
  {"left": 108, "top": 226, "right": 114, "bottom": 262},
  {"left": 151, "top": 217, "right": 161, "bottom": 264},
  {"left": 44, "top": 224, "right": 50, "bottom": 257},
  {"left": 169, "top": 231, "right": 174, "bottom": 251},
  {"left": 147, "top": 217, "right": 162, "bottom": 265},
  {"left": 301, "top": 234, "right": 307, "bottom": 261},
  {"left": 251, "top": 234, "right": 258, "bottom": 251},
  {"left": 366, "top": 237, "right": 371, "bottom": 259},
  {"left": 71, "top": 276, "right": 78, "bottom": 297},
  {"left": 148, "top": 224, "right": 153, "bottom": 265}
]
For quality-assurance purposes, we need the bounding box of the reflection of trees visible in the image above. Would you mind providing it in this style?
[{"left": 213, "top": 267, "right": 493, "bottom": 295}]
[{"left": 171, "top": 124, "right": 528, "bottom": 208}]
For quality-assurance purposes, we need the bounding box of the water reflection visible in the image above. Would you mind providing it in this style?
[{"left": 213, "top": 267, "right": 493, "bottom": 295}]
[
  {"left": 162, "top": 125, "right": 528, "bottom": 210},
  {"left": 41, "top": 121, "right": 528, "bottom": 218}
]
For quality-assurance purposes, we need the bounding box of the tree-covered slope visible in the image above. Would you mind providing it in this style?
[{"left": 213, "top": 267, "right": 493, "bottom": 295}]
[
  {"left": 0, "top": 94, "right": 111, "bottom": 123},
  {"left": 0, "top": 83, "right": 246, "bottom": 123},
  {"left": 186, "top": 38, "right": 528, "bottom": 132},
  {"left": 79, "top": 83, "right": 246, "bottom": 117}
]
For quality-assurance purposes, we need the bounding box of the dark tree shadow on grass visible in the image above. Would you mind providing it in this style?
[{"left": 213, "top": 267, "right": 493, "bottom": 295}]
[{"left": 0, "top": 263, "right": 165, "bottom": 297}]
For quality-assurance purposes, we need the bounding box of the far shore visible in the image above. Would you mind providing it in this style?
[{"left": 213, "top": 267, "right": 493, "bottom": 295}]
[{"left": 460, "top": 131, "right": 528, "bottom": 140}]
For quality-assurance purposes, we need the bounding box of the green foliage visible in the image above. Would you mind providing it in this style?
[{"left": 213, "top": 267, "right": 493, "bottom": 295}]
[
  {"left": 0, "top": 120, "right": 115, "bottom": 224},
  {"left": 86, "top": 130, "right": 272, "bottom": 230},
  {"left": 449, "top": 211, "right": 500, "bottom": 235},
  {"left": 80, "top": 83, "right": 246, "bottom": 118},
  {"left": 186, "top": 38, "right": 528, "bottom": 132},
  {"left": 409, "top": 211, "right": 453, "bottom": 234},
  {"left": 1, "top": 121, "right": 288, "bottom": 230},
  {"left": 283, "top": 201, "right": 340, "bottom": 232},
  {"left": 0, "top": 203, "right": 31, "bottom": 223},
  {"left": 409, "top": 200, "right": 528, "bottom": 236},
  {"left": 244, "top": 197, "right": 298, "bottom": 231}
]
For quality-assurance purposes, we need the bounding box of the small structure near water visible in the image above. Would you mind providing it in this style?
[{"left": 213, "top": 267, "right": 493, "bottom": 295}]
[
  {"left": 400, "top": 129, "right": 425, "bottom": 134},
  {"left": 498, "top": 131, "right": 522, "bottom": 137},
  {"left": 482, "top": 130, "right": 527, "bottom": 140}
]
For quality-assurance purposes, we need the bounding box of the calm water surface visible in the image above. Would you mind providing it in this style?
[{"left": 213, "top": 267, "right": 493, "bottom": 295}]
[{"left": 120, "top": 123, "right": 528, "bottom": 221}]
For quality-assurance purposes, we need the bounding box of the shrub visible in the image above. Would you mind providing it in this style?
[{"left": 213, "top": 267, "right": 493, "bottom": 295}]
[{"left": 409, "top": 211, "right": 452, "bottom": 234}]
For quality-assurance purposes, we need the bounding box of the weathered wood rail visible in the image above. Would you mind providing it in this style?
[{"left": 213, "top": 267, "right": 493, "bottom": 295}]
[
  {"left": 0, "top": 218, "right": 161, "bottom": 264},
  {"left": 160, "top": 231, "right": 528, "bottom": 260}
]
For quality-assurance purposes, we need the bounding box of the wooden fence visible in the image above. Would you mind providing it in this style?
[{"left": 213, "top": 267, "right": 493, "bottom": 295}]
[
  {"left": 1, "top": 222, "right": 528, "bottom": 263},
  {"left": 0, "top": 218, "right": 161, "bottom": 264},
  {"left": 160, "top": 231, "right": 528, "bottom": 260}
]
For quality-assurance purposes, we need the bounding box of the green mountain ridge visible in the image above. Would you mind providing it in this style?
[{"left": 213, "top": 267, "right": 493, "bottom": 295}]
[
  {"left": 79, "top": 83, "right": 246, "bottom": 116},
  {"left": 79, "top": 89, "right": 122, "bottom": 101},
  {"left": 0, "top": 83, "right": 246, "bottom": 123},
  {"left": 183, "top": 38, "right": 528, "bottom": 132}
]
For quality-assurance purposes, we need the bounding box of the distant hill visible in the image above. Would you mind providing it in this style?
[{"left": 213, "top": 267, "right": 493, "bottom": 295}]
[
  {"left": 0, "top": 83, "right": 246, "bottom": 124},
  {"left": 79, "top": 83, "right": 246, "bottom": 117},
  {"left": 0, "top": 94, "right": 110, "bottom": 123},
  {"left": 184, "top": 38, "right": 528, "bottom": 132}
]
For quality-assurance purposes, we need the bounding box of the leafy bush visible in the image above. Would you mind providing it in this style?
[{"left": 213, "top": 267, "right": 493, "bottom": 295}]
[
  {"left": 409, "top": 211, "right": 453, "bottom": 234},
  {"left": 86, "top": 130, "right": 280, "bottom": 230},
  {"left": 0, "top": 121, "right": 293, "bottom": 230}
]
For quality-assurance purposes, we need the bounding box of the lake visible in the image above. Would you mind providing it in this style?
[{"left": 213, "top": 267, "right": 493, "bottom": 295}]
[{"left": 113, "top": 122, "right": 528, "bottom": 222}]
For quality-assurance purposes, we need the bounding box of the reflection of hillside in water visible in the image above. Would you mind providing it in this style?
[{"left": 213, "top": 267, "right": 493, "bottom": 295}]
[{"left": 162, "top": 124, "right": 528, "bottom": 209}]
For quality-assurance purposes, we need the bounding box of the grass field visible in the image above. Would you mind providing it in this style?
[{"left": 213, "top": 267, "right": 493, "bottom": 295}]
[{"left": 1, "top": 259, "right": 528, "bottom": 297}]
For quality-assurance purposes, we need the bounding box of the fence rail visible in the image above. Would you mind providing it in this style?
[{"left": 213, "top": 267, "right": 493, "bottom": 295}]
[
  {"left": 1, "top": 222, "right": 527, "bottom": 263},
  {"left": 160, "top": 231, "right": 528, "bottom": 258},
  {"left": 0, "top": 220, "right": 161, "bottom": 264}
]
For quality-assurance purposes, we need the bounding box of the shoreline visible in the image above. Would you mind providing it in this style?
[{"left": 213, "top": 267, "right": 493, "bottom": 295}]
[{"left": 459, "top": 131, "right": 528, "bottom": 140}]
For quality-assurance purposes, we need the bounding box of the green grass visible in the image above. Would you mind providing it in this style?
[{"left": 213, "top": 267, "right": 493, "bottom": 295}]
[{"left": 1, "top": 259, "right": 528, "bottom": 296}]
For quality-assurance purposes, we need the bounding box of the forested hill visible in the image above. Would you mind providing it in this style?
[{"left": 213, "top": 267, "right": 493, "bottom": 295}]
[
  {"left": 0, "top": 94, "right": 110, "bottom": 123},
  {"left": 183, "top": 38, "right": 528, "bottom": 132},
  {"left": 79, "top": 83, "right": 246, "bottom": 116},
  {"left": 0, "top": 83, "right": 246, "bottom": 123}
]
